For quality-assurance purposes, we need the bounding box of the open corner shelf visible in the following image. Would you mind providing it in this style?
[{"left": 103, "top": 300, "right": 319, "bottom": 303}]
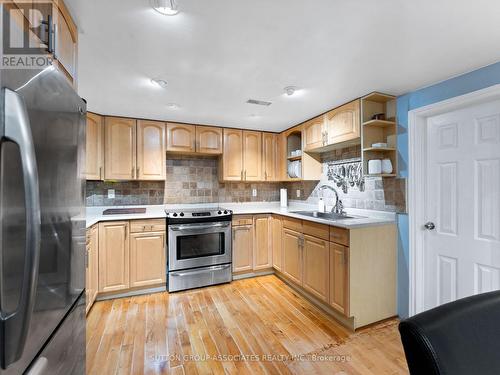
[
  {"left": 287, "top": 155, "right": 302, "bottom": 161},
  {"left": 361, "top": 92, "right": 398, "bottom": 178},
  {"left": 363, "top": 147, "right": 396, "bottom": 152},
  {"left": 362, "top": 119, "right": 396, "bottom": 128}
]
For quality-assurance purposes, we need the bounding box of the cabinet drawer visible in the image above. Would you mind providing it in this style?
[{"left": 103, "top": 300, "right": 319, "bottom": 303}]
[
  {"left": 303, "top": 221, "right": 329, "bottom": 241},
  {"left": 282, "top": 217, "right": 303, "bottom": 232},
  {"left": 330, "top": 226, "right": 349, "bottom": 246},
  {"left": 130, "top": 219, "right": 166, "bottom": 233},
  {"left": 232, "top": 215, "right": 253, "bottom": 226}
]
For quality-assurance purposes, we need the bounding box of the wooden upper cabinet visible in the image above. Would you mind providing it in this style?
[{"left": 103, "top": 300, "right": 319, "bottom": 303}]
[
  {"left": 242, "top": 130, "right": 262, "bottom": 181},
  {"left": 222, "top": 129, "right": 243, "bottom": 181},
  {"left": 196, "top": 126, "right": 223, "bottom": 154},
  {"left": 282, "top": 228, "right": 303, "bottom": 285},
  {"left": 303, "top": 116, "right": 325, "bottom": 151},
  {"left": 262, "top": 133, "right": 277, "bottom": 181},
  {"left": 329, "top": 242, "right": 350, "bottom": 316},
  {"left": 104, "top": 117, "right": 136, "bottom": 180},
  {"left": 326, "top": 100, "right": 360, "bottom": 145},
  {"left": 54, "top": 0, "right": 78, "bottom": 85},
  {"left": 303, "top": 235, "right": 330, "bottom": 303},
  {"left": 136, "top": 120, "right": 166, "bottom": 180},
  {"left": 85, "top": 113, "right": 103, "bottom": 180},
  {"left": 166, "top": 123, "right": 196, "bottom": 152},
  {"left": 130, "top": 231, "right": 166, "bottom": 288},
  {"left": 253, "top": 215, "right": 272, "bottom": 270},
  {"left": 98, "top": 221, "right": 130, "bottom": 293},
  {"left": 271, "top": 216, "right": 283, "bottom": 271}
]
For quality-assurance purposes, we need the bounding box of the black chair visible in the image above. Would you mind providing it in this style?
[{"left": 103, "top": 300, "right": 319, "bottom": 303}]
[{"left": 398, "top": 291, "right": 500, "bottom": 375}]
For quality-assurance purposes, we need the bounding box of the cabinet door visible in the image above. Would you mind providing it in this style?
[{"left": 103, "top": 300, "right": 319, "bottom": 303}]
[
  {"left": 253, "top": 215, "right": 272, "bottom": 270},
  {"left": 326, "top": 100, "right": 360, "bottom": 145},
  {"left": 98, "top": 221, "right": 130, "bottom": 293},
  {"left": 85, "top": 233, "right": 92, "bottom": 313},
  {"left": 130, "top": 231, "right": 166, "bottom": 288},
  {"left": 196, "top": 126, "right": 222, "bottom": 154},
  {"left": 271, "top": 216, "right": 283, "bottom": 271},
  {"left": 243, "top": 131, "right": 262, "bottom": 181},
  {"left": 304, "top": 116, "right": 325, "bottom": 151},
  {"left": 262, "top": 133, "right": 277, "bottom": 181},
  {"left": 137, "top": 120, "right": 166, "bottom": 180},
  {"left": 89, "top": 225, "right": 99, "bottom": 307},
  {"left": 282, "top": 228, "right": 303, "bottom": 285},
  {"left": 104, "top": 117, "right": 136, "bottom": 180},
  {"left": 166, "top": 123, "right": 196, "bottom": 152},
  {"left": 85, "top": 113, "right": 103, "bottom": 180},
  {"left": 54, "top": 1, "right": 78, "bottom": 84},
  {"left": 232, "top": 225, "right": 253, "bottom": 272},
  {"left": 303, "top": 235, "right": 330, "bottom": 302},
  {"left": 222, "top": 129, "right": 243, "bottom": 181},
  {"left": 329, "top": 243, "right": 350, "bottom": 316}
]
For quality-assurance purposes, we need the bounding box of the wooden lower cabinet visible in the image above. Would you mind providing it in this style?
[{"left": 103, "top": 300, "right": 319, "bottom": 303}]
[
  {"left": 232, "top": 224, "right": 253, "bottom": 272},
  {"left": 130, "top": 231, "right": 166, "bottom": 288},
  {"left": 271, "top": 215, "right": 283, "bottom": 271},
  {"left": 97, "top": 219, "right": 167, "bottom": 297},
  {"left": 282, "top": 228, "right": 303, "bottom": 285},
  {"left": 329, "top": 243, "right": 349, "bottom": 315},
  {"left": 303, "top": 235, "right": 330, "bottom": 303},
  {"left": 253, "top": 215, "right": 272, "bottom": 270},
  {"left": 98, "top": 221, "right": 130, "bottom": 293},
  {"left": 86, "top": 225, "right": 99, "bottom": 314}
]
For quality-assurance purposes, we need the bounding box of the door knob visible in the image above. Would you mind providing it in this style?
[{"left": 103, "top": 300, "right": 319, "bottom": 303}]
[{"left": 424, "top": 222, "right": 435, "bottom": 230}]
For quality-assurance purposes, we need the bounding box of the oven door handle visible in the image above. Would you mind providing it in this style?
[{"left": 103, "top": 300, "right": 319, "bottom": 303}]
[
  {"left": 170, "top": 264, "right": 231, "bottom": 277},
  {"left": 169, "top": 223, "right": 230, "bottom": 231}
]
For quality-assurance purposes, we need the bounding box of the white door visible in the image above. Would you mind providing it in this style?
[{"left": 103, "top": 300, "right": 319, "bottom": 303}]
[{"left": 424, "top": 98, "right": 500, "bottom": 311}]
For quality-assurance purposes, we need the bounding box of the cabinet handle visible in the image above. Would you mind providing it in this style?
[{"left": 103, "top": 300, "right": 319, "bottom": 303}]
[
  {"left": 241, "top": 170, "right": 243, "bottom": 180},
  {"left": 85, "top": 250, "right": 89, "bottom": 268},
  {"left": 132, "top": 167, "right": 135, "bottom": 179},
  {"left": 137, "top": 167, "right": 140, "bottom": 178},
  {"left": 99, "top": 166, "right": 102, "bottom": 179},
  {"left": 244, "top": 170, "right": 247, "bottom": 180},
  {"left": 193, "top": 139, "right": 196, "bottom": 150},
  {"left": 265, "top": 171, "right": 267, "bottom": 180}
]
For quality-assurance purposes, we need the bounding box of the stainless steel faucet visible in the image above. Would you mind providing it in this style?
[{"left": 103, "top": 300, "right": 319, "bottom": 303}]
[{"left": 319, "top": 185, "right": 344, "bottom": 214}]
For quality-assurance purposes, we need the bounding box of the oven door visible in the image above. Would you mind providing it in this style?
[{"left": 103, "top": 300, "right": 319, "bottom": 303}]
[{"left": 168, "top": 221, "right": 232, "bottom": 271}]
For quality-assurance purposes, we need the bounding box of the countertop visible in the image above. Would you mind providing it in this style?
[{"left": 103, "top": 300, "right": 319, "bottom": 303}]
[{"left": 86, "top": 202, "right": 396, "bottom": 229}]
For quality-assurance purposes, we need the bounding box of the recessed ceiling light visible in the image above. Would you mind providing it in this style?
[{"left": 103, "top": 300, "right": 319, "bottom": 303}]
[
  {"left": 284, "top": 86, "right": 299, "bottom": 96},
  {"left": 151, "top": 0, "right": 179, "bottom": 16},
  {"left": 167, "top": 103, "right": 180, "bottom": 110},
  {"left": 151, "top": 78, "right": 167, "bottom": 88}
]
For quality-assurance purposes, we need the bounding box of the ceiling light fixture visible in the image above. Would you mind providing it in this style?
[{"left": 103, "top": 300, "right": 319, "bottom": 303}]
[
  {"left": 166, "top": 103, "right": 180, "bottom": 110},
  {"left": 151, "top": 78, "right": 168, "bottom": 88},
  {"left": 283, "top": 86, "right": 298, "bottom": 96},
  {"left": 151, "top": 0, "right": 179, "bottom": 16}
]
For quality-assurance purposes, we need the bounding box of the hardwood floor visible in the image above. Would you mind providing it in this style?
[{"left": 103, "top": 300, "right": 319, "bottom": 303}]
[{"left": 86, "top": 275, "right": 408, "bottom": 374}]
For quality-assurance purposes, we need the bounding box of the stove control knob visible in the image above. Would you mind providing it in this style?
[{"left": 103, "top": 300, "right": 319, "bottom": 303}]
[
  {"left": 173, "top": 213, "right": 178, "bottom": 217},
  {"left": 180, "top": 212, "right": 184, "bottom": 217},
  {"left": 223, "top": 210, "right": 228, "bottom": 214},
  {"left": 218, "top": 210, "right": 222, "bottom": 214}
]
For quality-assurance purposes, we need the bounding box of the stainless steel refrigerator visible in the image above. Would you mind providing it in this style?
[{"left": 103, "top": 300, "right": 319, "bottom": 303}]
[{"left": 0, "top": 65, "right": 86, "bottom": 374}]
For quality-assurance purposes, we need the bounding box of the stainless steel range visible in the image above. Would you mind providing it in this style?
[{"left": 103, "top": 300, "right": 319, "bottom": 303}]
[{"left": 166, "top": 208, "right": 233, "bottom": 292}]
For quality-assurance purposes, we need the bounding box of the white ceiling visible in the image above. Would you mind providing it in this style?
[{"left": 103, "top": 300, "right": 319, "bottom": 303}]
[{"left": 66, "top": 0, "right": 500, "bottom": 132}]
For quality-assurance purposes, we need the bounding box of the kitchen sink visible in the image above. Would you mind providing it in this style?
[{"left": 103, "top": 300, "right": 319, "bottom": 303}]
[{"left": 291, "top": 211, "right": 364, "bottom": 221}]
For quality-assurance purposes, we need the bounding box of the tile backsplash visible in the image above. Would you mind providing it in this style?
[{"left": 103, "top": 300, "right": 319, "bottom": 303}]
[{"left": 86, "top": 146, "right": 406, "bottom": 212}]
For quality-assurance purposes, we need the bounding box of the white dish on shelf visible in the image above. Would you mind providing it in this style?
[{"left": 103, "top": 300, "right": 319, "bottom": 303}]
[{"left": 371, "top": 142, "right": 388, "bottom": 148}]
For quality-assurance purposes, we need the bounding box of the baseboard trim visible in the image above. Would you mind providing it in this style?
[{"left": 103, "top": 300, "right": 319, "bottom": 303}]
[
  {"left": 233, "top": 269, "right": 274, "bottom": 280},
  {"left": 96, "top": 285, "right": 166, "bottom": 301}
]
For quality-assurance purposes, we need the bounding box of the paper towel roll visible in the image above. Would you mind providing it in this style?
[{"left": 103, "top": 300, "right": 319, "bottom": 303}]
[{"left": 280, "top": 189, "right": 288, "bottom": 207}]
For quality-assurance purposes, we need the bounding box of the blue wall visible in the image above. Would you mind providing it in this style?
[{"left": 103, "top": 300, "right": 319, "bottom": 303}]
[{"left": 396, "top": 61, "right": 500, "bottom": 318}]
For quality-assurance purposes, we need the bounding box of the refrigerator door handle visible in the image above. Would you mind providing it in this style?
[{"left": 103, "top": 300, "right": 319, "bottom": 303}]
[{"left": 0, "top": 88, "right": 41, "bottom": 369}]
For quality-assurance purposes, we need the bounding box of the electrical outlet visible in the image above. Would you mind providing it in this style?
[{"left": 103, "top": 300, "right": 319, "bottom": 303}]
[
  {"left": 296, "top": 189, "right": 301, "bottom": 198},
  {"left": 108, "top": 189, "right": 115, "bottom": 199},
  {"left": 252, "top": 188, "right": 257, "bottom": 197}
]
